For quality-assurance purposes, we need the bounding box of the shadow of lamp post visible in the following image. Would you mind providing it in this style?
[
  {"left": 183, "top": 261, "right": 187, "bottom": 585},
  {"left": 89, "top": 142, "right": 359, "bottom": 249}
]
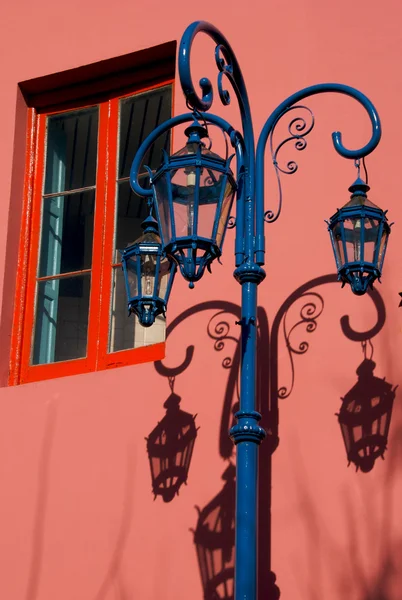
[
  {"left": 125, "top": 20, "right": 391, "bottom": 599},
  {"left": 338, "top": 354, "right": 397, "bottom": 472},
  {"left": 146, "top": 387, "right": 198, "bottom": 502}
]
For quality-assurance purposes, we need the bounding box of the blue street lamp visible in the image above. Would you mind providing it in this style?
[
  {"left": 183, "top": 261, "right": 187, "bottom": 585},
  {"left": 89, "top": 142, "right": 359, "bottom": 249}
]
[
  {"left": 128, "top": 20, "right": 389, "bottom": 600},
  {"left": 120, "top": 210, "right": 176, "bottom": 326}
]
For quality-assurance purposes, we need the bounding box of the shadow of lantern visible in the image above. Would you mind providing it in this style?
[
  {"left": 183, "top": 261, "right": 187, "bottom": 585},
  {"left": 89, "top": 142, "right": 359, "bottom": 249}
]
[
  {"left": 337, "top": 357, "right": 397, "bottom": 472},
  {"left": 146, "top": 392, "right": 198, "bottom": 502},
  {"left": 193, "top": 463, "right": 236, "bottom": 600}
]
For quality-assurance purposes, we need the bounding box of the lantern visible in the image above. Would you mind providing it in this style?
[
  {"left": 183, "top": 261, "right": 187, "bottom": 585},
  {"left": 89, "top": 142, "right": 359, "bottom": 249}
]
[
  {"left": 150, "top": 122, "right": 237, "bottom": 285},
  {"left": 327, "top": 177, "right": 391, "bottom": 295},
  {"left": 146, "top": 392, "right": 198, "bottom": 502},
  {"left": 120, "top": 214, "right": 176, "bottom": 327},
  {"left": 193, "top": 463, "right": 235, "bottom": 599},
  {"left": 337, "top": 358, "right": 397, "bottom": 472}
]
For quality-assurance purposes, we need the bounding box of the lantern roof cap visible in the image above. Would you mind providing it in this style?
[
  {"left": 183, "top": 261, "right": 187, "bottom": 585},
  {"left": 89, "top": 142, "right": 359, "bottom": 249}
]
[
  {"left": 184, "top": 122, "right": 209, "bottom": 142},
  {"left": 141, "top": 214, "right": 159, "bottom": 234},
  {"left": 163, "top": 392, "right": 181, "bottom": 409},
  {"left": 356, "top": 358, "right": 376, "bottom": 377},
  {"left": 348, "top": 176, "right": 370, "bottom": 194}
]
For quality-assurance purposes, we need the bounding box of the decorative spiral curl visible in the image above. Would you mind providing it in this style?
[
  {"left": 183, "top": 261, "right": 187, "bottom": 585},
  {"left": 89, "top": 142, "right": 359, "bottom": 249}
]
[
  {"left": 278, "top": 292, "right": 324, "bottom": 399},
  {"left": 264, "top": 106, "right": 315, "bottom": 223}
]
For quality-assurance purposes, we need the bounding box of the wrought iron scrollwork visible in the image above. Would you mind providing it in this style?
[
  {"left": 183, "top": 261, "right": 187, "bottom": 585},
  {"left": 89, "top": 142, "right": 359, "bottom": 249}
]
[
  {"left": 278, "top": 292, "right": 324, "bottom": 399},
  {"left": 265, "top": 106, "right": 315, "bottom": 224}
]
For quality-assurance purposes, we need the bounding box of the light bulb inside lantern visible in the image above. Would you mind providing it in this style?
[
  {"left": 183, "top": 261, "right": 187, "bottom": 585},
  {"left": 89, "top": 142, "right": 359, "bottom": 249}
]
[{"left": 353, "top": 219, "right": 361, "bottom": 261}]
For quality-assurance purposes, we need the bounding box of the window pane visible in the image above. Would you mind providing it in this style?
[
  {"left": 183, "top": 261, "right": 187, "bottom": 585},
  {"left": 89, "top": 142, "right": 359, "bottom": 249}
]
[
  {"left": 114, "top": 180, "right": 149, "bottom": 262},
  {"left": 38, "top": 190, "right": 95, "bottom": 277},
  {"left": 118, "top": 86, "right": 172, "bottom": 179},
  {"left": 108, "top": 267, "right": 165, "bottom": 353},
  {"left": 44, "top": 107, "right": 98, "bottom": 194},
  {"left": 32, "top": 274, "right": 91, "bottom": 365}
]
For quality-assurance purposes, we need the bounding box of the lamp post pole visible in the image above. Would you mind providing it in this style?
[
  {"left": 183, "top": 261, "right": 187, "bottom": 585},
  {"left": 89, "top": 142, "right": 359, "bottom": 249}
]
[{"left": 128, "top": 20, "right": 387, "bottom": 600}]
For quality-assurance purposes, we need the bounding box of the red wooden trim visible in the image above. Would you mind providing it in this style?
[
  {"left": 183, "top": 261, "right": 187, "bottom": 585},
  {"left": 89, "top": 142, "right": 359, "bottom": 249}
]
[
  {"left": 96, "top": 95, "right": 119, "bottom": 368},
  {"left": 18, "top": 112, "right": 94, "bottom": 383},
  {"left": 18, "top": 112, "right": 45, "bottom": 383},
  {"left": 20, "top": 357, "right": 93, "bottom": 385},
  {"left": 102, "top": 341, "right": 165, "bottom": 370},
  {"left": 8, "top": 108, "right": 37, "bottom": 386},
  {"left": 84, "top": 102, "right": 109, "bottom": 371},
  {"left": 11, "top": 79, "right": 173, "bottom": 385}
]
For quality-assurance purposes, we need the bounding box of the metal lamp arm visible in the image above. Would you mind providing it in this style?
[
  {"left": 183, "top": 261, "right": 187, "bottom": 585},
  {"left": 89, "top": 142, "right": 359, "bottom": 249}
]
[
  {"left": 178, "top": 20, "right": 256, "bottom": 200},
  {"left": 255, "top": 83, "right": 382, "bottom": 264}
]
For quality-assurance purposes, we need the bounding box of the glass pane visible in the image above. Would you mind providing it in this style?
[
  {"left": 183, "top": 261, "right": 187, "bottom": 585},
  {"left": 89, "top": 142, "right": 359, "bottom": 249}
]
[
  {"left": 363, "top": 217, "right": 379, "bottom": 263},
  {"left": 114, "top": 181, "right": 149, "bottom": 262},
  {"left": 44, "top": 107, "right": 98, "bottom": 194},
  {"left": 118, "top": 86, "right": 172, "bottom": 179},
  {"left": 171, "top": 168, "right": 196, "bottom": 237},
  {"left": 157, "top": 256, "right": 171, "bottom": 299},
  {"left": 344, "top": 218, "right": 362, "bottom": 262},
  {"left": 108, "top": 267, "right": 165, "bottom": 352},
  {"left": 197, "top": 168, "right": 221, "bottom": 240},
  {"left": 32, "top": 274, "right": 91, "bottom": 365},
  {"left": 216, "top": 188, "right": 235, "bottom": 247},
  {"left": 377, "top": 228, "right": 389, "bottom": 270},
  {"left": 331, "top": 222, "right": 346, "bottom": 267},
  {"left": 123, "top": 256, "right": 139, "bottom": 298},
  {"left": 154, "top": 174, "right": 172, "bottom": 245},
  {"left": 38, "top": 190, "right": 95, "bottom": 277}
]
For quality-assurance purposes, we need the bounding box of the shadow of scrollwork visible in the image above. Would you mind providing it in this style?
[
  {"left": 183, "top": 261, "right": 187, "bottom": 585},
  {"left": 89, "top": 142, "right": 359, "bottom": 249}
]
[{"left": 153, "top": 274, "right": 388, "bottom": 599}]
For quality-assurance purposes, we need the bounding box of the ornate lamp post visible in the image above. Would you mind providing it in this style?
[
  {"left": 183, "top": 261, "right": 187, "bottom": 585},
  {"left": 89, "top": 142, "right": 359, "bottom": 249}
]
[{"left": 127, "top": 21, "right": 388, "bottom": 600}]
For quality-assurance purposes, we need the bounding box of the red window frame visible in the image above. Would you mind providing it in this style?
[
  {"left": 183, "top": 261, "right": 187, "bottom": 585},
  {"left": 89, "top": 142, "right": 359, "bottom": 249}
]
[{"left": 9, "top": 80, "right": 174, "bottom": 385}]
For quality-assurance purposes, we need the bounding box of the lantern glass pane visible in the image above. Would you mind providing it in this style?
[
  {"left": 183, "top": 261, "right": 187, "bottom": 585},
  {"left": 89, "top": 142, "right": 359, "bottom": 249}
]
[
  {"left": 363, "top": 217, "right": 380, "bottom": 262},
  {"left": 157, "top": 256, "right": 171, "bottom": 300},
  {"left": 197, "top": 168, "right": 223, "bottom": 240},
  {"left": 216, "top": 182, "right": 236, "bottom": 247},
  {"left": 125, "top": 256, "right": 139, "bottom": 298},
  {"left": 140, "top": 251, "right": 157, "bottom": 296},
  {"left": 332, "top": 222, "right": 346, "bottom": 267},
  {"left": 377, "top": 228, "right": 389, "bottom": 270},
  {"left": 154, "top": 174, "right": 173, "bottom": 245},
  {"left": 343, "top": 218, "right": 362, "bottom": 262},
  {"left": 171, "top": 167, "right": 196, "bottom": 237}
]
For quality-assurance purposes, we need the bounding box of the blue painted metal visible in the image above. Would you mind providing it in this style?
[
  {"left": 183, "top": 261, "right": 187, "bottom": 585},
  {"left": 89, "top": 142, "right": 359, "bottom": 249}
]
[
  {"left": 255, "top": 83, "right": 382, "bottom": 265},
  {"left": 128, "top": 20, "right": 386, "bottom": 599},
  {"left": 147, "top": 122, "right": 238, "bottom": 284},
  {"left": 327, "top": 177, "right": 391, "bottom": 295},
  {"left": 120, "top": 214, "right": 176, "bottom": 327}
]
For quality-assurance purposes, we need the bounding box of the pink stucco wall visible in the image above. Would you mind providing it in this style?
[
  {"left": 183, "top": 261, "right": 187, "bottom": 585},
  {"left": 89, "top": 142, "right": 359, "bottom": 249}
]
[{"left": 0, "top": 1, "right": 402, "bottom": 599}]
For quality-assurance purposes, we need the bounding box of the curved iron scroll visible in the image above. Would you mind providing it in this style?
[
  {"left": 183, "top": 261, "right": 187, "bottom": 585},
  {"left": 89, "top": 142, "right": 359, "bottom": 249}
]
[{"left": 266, "top": 105, "right": 315, "bottom": 224}]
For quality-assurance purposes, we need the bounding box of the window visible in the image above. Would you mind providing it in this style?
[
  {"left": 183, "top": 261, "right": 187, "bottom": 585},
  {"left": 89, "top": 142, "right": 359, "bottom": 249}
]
[{"left": 9, "top": 47, "right": 175, "bottom": 385}]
